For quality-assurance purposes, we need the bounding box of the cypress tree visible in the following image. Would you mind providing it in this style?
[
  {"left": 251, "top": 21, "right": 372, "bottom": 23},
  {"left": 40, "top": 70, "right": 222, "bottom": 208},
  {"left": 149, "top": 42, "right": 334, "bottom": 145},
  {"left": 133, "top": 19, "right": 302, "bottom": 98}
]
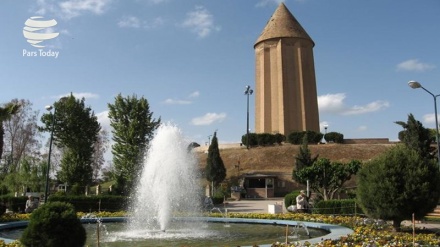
[{"left": 205, "top": 132, "right": 226, "bottom": 194}]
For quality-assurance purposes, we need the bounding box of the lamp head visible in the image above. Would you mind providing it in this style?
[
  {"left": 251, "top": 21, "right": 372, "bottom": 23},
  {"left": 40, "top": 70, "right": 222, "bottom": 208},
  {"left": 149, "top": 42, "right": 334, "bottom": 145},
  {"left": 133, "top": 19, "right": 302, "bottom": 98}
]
[
  {"left": 45, "top": 105, "right": 53, "bottom": 111},
  {"left": 408, "top": 81, "right": 422, "bottom": 89},
  {"left": 244, "top": 85, "right": 253, "bottom": 95}
]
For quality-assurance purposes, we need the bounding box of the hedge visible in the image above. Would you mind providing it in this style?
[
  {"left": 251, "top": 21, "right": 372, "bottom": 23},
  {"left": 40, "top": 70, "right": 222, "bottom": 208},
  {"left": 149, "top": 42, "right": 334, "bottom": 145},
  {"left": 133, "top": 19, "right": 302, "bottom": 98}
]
[
  {"left": 47, "top": 195, "right": 127, "bottom": 212},
  {"left": 312, "top": 199, "right": 363, "bottom": 215},
  {"left": 287, "top": 131, "right": 323, "bottom": 144}
]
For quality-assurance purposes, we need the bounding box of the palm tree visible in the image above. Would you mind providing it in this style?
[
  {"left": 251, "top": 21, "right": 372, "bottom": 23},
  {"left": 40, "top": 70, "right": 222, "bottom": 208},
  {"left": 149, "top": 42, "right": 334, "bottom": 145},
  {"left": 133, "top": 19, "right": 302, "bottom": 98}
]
[{"left": 0, "top": 102, "right": 21, "bottom": 160}]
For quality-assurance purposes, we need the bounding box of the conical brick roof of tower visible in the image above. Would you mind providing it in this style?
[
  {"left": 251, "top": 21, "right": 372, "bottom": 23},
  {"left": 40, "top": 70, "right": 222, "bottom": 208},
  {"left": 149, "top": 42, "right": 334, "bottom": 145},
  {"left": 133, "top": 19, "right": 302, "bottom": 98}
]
[{"left": 255, "top": 2, "right": 314, "bottom": 47}]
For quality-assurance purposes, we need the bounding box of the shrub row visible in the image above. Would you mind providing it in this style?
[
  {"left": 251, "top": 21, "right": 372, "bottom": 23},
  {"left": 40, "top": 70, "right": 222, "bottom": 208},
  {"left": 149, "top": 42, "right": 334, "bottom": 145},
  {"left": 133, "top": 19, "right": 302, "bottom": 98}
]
[
  {"left": 287, "top": 131, "right": 323, "bottom": 144},
  {"left": 0, "top": 195, "right": 128, "bottom": 214},
  {"left": 47, "top": 195, "right": 127, "bottom": 212},
  {"left": 241, "top": 133, "right": 284, "bottom": 147},
  {"left": 312, "top": 199, "right": 363, "bottom": 215},
  {"left": 242, "top": 131, "right": 344, "bottom": 146},
  {"left": 0, "top": 195, "right": 28, "bottom": 213}
]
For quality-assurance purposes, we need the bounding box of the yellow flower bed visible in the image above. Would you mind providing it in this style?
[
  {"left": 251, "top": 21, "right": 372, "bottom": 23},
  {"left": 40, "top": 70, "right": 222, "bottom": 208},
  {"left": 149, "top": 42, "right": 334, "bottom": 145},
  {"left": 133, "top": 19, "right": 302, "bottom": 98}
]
[{"left": 1, "top": 212, "right": 439, "bottom": 247}]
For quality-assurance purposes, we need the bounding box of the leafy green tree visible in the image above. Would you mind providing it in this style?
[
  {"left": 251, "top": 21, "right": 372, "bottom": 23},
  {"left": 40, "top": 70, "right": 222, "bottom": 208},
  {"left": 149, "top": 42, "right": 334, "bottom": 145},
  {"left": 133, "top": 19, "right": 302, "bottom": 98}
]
[
  {"left": 205, "top": 132, "right": 226, "bottom": 195},
  {"left": 1, "top": 99, "right": 42, "bottom": 195},
  {"left": 429, "top": 128, "right": 439, "bottom": 143},
  {"left": 292, "top": 134, "right": 318, "bottom": 184},
  {"left": 0, "top": 101, "right": 20, "bottom": 161},
  {"left": 357, "top": 144, "right": 440, "bottom": 231},
  {"left": 7, "top": 158, "right": 43, "bottom": 194},
  {"left": 41, "top": 94, "right": 101, "bottom": 193},
  {"left": 21, "top": 201, "right": 86, "bottom": 247},
  {"left": 395, "top": 113, "right": 433, "bottom": 159},
  {"left": 108, "top": 94, "right": 160, "bottom": 195},
  {"left": 294, "top": 158, "right": 361, "bottom": 200},
  {"left": 3, "top": 99, "right": 41, "bottom": 173}
]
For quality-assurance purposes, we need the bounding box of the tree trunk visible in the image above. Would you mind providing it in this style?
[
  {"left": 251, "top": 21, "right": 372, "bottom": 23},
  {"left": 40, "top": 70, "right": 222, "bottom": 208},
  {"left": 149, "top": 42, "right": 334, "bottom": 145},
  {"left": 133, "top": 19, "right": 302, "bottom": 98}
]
[
  {"left": 0, "top": 126, "right": 4, "bottom": 160},
  {"left": 392, "top": 219, "right": 402, "bottom": 232}
]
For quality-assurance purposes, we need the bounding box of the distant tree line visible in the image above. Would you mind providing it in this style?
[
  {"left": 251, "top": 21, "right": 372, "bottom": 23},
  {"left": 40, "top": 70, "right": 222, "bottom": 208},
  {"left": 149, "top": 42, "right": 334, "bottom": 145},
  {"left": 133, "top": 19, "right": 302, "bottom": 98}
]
[{"left": 0, "top": 93, "right": 160, "bottom": 198}]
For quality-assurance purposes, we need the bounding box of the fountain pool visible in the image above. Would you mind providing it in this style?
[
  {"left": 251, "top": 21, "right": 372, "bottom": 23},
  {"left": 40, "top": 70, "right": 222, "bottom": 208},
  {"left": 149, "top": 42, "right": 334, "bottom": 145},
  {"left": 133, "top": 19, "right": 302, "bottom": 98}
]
[
  {"left": 0, "top": 217, "right": 337, "bottom": 247},
  {"left": 0, "top": 124, "right": 354, "bottom": 246}
]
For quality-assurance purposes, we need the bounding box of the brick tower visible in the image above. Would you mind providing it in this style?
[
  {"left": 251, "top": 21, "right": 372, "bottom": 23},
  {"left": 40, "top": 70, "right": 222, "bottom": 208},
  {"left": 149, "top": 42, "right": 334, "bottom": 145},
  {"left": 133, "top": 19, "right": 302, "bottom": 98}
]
[{"left": 254, "top": 3, "right": 320, "bottom": 135}]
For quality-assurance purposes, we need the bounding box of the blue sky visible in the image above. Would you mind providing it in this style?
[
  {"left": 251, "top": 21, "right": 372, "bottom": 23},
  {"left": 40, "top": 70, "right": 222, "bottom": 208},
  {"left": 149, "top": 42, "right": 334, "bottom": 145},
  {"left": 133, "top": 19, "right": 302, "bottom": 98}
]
[{"left": 1, "top": 0, "right": 440, "bottom": 150}]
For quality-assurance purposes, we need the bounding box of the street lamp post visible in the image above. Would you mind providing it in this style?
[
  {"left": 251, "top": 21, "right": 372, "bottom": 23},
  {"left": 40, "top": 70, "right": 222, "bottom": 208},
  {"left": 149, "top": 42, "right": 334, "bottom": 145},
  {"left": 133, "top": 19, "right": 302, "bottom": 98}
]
[
  {"left": 408, "top": 81, "right": 440, "bottom": 169},
  {"left": 322, "top": 124, "right": 328, "bottom": 143},
  {"left": 244, "top": 85, "right": 253, "bottom": 149},
  {"left": 44, "top": 105, "right": 56, "bottom": 203}
]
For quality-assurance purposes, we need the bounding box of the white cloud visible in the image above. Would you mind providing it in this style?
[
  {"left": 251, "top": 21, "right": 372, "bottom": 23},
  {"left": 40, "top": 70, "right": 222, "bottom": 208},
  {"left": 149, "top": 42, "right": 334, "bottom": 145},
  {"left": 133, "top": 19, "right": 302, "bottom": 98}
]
[
  {"left": 35, "top": 0, "right": 57, "bottom": 15},
  {"left": 54, "top": 92, "right": 100, "bottom": 100},
  {"left": 396, "top": 59, "right": 436, "bottom": 72},
  {"left": 36, "top": 0, "right": 112, "bottom": 19},
  {"left": 181, "top": 6, "right": 220, "bottom": 38},
  {"left": 118, "top": 16, "right": 164, "bottom": 29},
  {"left": 118, "top": 16, "right": 141, "bottom": 28},
  {"left": 144, "top": 17, "right": 164, "bottom": 29},
  {"left": 189, "top": 91, "right": 200, "bottom": 98},
  {"left": 96, "top": 110, "right": 110, "bottom": 131},
  {"left": 423, "top": 113, "right": 440, "bottom": 125},
  {"left": 318, "top": 93, "right": 346, "bottom": 113},
  {"left": 318, "top": 93, "right": 389, "bottom": 115},
  {"left": 342, "top": 100, "right": 390, "bottom": 116},
  {"left": 163, "top": 99, "right": 192, "bottom": 105},
  {"left": 191, "top": 112, "right": 226, "bottom": 126},
  {"left": 163, "top": 91, "right": 199, "bottom": 105},
  {"left": 357, "top": 125, "right": 368, "bottom": 132}
]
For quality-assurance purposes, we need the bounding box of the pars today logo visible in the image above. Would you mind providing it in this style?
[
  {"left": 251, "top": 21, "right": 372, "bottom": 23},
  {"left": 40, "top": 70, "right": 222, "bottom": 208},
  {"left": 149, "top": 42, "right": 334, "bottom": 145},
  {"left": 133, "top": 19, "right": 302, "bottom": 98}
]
[{"left": 22, "top": 16, "right": 60, "bottom": 58}]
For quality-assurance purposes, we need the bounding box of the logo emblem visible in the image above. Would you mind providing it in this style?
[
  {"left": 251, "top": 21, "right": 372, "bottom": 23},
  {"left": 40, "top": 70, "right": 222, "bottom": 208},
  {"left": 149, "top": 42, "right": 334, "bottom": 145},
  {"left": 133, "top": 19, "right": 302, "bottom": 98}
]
[{"left": 23, "top": 16, "right": 59, "bottom": 48}]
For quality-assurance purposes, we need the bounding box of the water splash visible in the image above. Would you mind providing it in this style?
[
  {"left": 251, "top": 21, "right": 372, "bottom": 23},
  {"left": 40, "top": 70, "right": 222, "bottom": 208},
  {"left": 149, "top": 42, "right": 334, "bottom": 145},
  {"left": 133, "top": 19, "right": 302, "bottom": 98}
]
[
  {"left": 290, "top": 222, "right": 311, "bottom": 239},
  {"left": 127, "top": 124, "right": 201, "bottom": 231}
]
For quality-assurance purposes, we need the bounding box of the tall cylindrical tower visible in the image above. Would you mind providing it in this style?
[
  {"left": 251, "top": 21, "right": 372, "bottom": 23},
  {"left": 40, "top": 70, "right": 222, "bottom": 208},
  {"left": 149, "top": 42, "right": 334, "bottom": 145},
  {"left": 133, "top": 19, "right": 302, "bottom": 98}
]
[{"left": 254, "top": 3, "right": 320, "bottom": 135}]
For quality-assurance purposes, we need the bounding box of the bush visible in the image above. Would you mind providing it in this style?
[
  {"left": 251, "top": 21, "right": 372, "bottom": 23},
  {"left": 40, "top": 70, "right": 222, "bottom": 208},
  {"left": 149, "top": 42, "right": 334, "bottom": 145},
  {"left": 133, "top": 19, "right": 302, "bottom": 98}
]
[
  {"left": 242, "top": 133, "right": 285, "bottom": 147},
  {"left": 284, "top": 191, "right": 300, "bottom": 209},
  {"left": 20, "top": 201, "right": 86, "bottom": 247},
  {"left": 287, "top": 131, "right": 323, "bottom": 144},
  {"left": 324, "top": 132, "right": 344, "bottom": 143},
  {"left": 212, "top": 195, "right": 224, "bottom": 205},
  {"left": 70, "top": 184, "right": 85, "bottom": 195},
  {"left": 313, "top": 199, "right": 363, "bottom": 215},
  {"left": 241, "top": 133, "right": 258, "bottom": 147},
  {"left": 257, "top": 133, "right": 275, "bottom": 146},
  {"left": 0, "top": 195, "right": 29, "bottom": 212},
  {"left": 274, "top": 133, "right": 285, "bottom": 144}
]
